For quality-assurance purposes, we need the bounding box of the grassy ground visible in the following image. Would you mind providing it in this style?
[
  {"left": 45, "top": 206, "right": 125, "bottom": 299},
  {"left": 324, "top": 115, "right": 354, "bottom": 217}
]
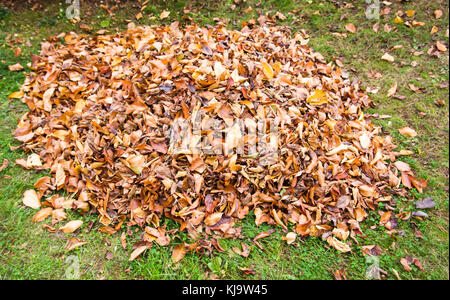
[{"left": 0, "top": 0, "right": 448, "bottom": 280}]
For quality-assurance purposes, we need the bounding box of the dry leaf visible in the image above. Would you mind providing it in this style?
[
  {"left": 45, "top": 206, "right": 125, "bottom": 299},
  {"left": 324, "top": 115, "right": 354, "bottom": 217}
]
[
  {"left": 283, "top": 232, "right": 297, "bottom": 244},
  {"left": 345, "top": 23, "right": 357, "bottom": 33},
  {"left": 436, "top": 41, "right": 447, "bottom": 52},
  {"left": 22, "top": 189, "right": 40, "bottom": 209},
  {"left": 65, "top": 237, "right": 87, "bottom": 251},
  {"left": 398, "top": 127, "right": 417, "bottom": 137},
  {"left": 327, "top": 236, "right": 351, "bottom": 253},
  {"left": 387, "top": 82, "right": 397, "bottom": 97},
  {"left": 172, "top": 243, "right": 187, "bottom": 263},
  {"left": 8, "top": 63, "right": 23, "bottom": 71},
  {"left": 60, "top": 220, "right": 83, "bottom": 233},
  {"left": 434, "top": 10, "right": 443, "bottom": 19},
  {"left": 129, "top": 245, "right": 148, "bottom": 261},
  {"left": 381, "top": 53, "right": 395, "bottom": 62},
  {"left": 33, "top": 207, "right": 53, "bottom": 222},
  {"left": 160, "top": 10, "right": 170, "bottom": 19}
]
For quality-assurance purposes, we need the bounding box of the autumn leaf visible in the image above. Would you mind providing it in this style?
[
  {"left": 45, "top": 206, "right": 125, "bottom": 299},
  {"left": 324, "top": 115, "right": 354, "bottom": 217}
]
[
  {"left": 261, "top": 62, "right": 274, "bottom": 79},
  {"left": 394, "top": 16, "right": 403, "bottom": 24},
  {"left": 8, "top": 63, "right": 23, "bottom": 71},
  {"left": 23, "top": 189, "right": 40, "bottom": 209},
  {"left": 307, "top": 89, "right": 328, "bottom": 105},
  {"left": 60, "top": 220, "right": 83, "bottom": 233},
  {"left": 327, "top": 236, "right": 351, "bottom": 253},
  {"left": 129, "top": 245, "right": 148, "bottom": 261},
  {"left": 8, "top": 91, "right": 24, "bottom": 99},
  {"left": 160, "top": 10, "right": 170, "bottom": 19},
  {"left": 282, "top": 232, "right": 297, "bottom": 244},
  {"left": 405, "top": 10, "right": 415, "bottom": 17},
  {"left": 398, "top": 127, "right": 417, "bottom": 137},
  {"left": 345, "top": 23, "right": 356, "bottom": 33},
  {"left": 0, "top": 159, "right": 8, "bottom": 172},
  {"left": 381, "top": 53, "right": 395, "bottom": 62},
  {"left": 33, "top": 207, "right": 53, "bottom": 222},
  {"left": 434, "top": 10, "right": 443, "bottom": 19},
  {"left": 436, "top": 41, "right": 447, "bottom": 52},
  {"left": 387, "top": 82, "right": 397, "bottom": 97},
  {"left": 64, "top": 238, "right": 87, "bottom": 251},
  {"left": 172, "top": 244, "right": 187, "bottom": 263},
  {"left": 204, "top": 212, "right": 223, "bottom": 226}
]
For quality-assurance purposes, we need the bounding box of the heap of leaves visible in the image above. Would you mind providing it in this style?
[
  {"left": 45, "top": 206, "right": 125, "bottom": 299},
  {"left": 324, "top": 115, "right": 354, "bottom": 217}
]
[{"left": 12, "top": 20, "right": 427, "bottom": 261}]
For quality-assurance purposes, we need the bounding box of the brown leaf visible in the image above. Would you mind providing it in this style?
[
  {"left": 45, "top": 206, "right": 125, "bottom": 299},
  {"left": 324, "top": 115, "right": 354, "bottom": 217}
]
[
  {"left": 172, "top": 243, "right": 187, "bottom": 263},
  {"left": 64, "top": 238, "right": 87, "bottom": 251}
]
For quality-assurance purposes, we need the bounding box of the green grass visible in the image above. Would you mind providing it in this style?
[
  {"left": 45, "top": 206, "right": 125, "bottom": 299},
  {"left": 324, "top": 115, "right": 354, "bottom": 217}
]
[{"left": 0, "top": 0, "right": 448, "bottom": 280}]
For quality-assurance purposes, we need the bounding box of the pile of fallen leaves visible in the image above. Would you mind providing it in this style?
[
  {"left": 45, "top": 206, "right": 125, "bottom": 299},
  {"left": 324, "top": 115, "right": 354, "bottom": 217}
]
[{"left": 11, "top": 20, "right": 427, "bottom": 261}]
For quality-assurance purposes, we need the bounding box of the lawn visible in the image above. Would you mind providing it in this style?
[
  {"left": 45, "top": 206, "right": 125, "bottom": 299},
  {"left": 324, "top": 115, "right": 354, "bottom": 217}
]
[{"left": 0, "top": 0, "right": 448, "bottom": 280}]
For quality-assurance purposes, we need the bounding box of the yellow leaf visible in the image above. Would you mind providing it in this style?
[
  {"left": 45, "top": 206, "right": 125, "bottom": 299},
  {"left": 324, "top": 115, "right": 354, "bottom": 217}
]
[
  {"left": 8, "top": 91, "right": 24, "bottom": 99},
  {"left": 394, "top": 16, "right": 403, "bottom": 24},
  {"left": 405, "top": 10, "right": 415, "bottom": 17},
  {"left": 261, "top": 62, "right": 274, "bottom": 79},
  {"left": 430, "top": 26, "right": 438, "bottom": 34},
  {"left": 307, "top": 89, "right": 328, "bottom": 105}
]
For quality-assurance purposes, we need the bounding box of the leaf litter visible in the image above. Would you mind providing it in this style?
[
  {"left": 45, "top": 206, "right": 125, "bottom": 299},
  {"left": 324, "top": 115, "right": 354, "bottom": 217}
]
[{"left": 11, "top": 19, "right": 428, "bottom": 260}]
